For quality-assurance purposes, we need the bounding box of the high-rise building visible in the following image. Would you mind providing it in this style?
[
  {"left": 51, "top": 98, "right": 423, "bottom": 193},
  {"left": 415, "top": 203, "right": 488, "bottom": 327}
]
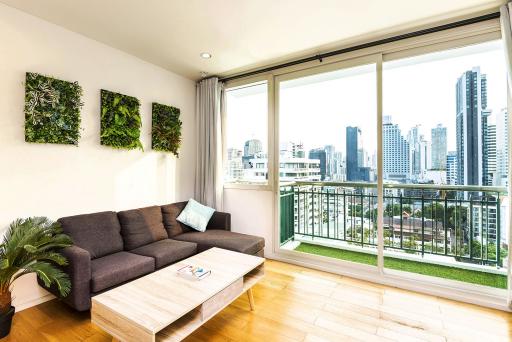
[
  {"left": 496, "top": 108, "right": 509, "bottom": 186},
  {"left": 243, "top": 139, "right": 263, "bottom": 168},
  {"left": 324, "top": 145, "right": 335, "bottom": 180},
  {"left": 244, "top": 139, "right": 262, "bottom": 156},
  {"left": 408, "top": 126, "right": 421, "bottom": 178},
  {"left": 280, "top": 141, "right": 304, "bottom": 158},
  {"left": 408, "top": 126, "right": 431, "bottom": 180},
  {"left": 455, "top": 67, "right": 487, "bottom": 186},
  {"left": 483, "top": 112, "right": 496, "bottom": 186},
  {"left": 446, "top": 151, "right": 458, "bottom": 185},
  {"left": 383, "top": 116, "right": 410, "bottom": 182},
  {"left": 431, "top": 124, "right": 447, "bottom": 170},
  {"left": 226, "top": 148, "right": 243, "bottom": 181},
  {"left": 246, "top": 156, "right": 321, "bottom": 182},
  {"left": 308, "top": 148, "right": 327, "bottom": 181},
  {"left": 346, "top": 126, "right": 370, "bottom": 181},
  {"left": 346, "top": 126, "right": 361, "bottom": 181},
  {"left": 333, "top": 151, "right": 345, "bottom": 181}
]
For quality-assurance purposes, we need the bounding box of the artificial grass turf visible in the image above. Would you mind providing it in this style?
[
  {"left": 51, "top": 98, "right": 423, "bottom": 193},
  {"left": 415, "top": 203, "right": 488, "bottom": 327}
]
[{"left": 295, "top": 242, "right": 507, "bottom": 289}]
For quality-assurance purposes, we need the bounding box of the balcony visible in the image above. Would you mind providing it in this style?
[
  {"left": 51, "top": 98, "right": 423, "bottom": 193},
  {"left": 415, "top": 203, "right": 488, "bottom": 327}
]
[{"left": 280, "top": 181, "right": 509, "bottom": 289}]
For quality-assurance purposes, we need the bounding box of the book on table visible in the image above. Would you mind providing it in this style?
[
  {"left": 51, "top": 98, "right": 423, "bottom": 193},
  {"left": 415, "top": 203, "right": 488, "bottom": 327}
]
[{"left": 177, "top": 264, "right": 211, "bottom": 281}]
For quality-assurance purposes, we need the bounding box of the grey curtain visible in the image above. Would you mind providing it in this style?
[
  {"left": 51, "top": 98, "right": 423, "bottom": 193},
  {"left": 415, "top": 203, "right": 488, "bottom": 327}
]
[
  {"left": 500, "top": 2, "right": 512, "bottom": 308},
  {"left": 194, "top": 77, "right": 224, "bottom": 209}
]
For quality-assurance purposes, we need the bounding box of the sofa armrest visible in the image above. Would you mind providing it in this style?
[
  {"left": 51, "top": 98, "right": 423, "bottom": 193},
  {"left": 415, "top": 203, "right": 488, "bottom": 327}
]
[
  {"left": 39, "top": 245, "right": 92, "bottom": 311},
  {"left": 206, "top": 211, "right": 231, "bottom": 231}
]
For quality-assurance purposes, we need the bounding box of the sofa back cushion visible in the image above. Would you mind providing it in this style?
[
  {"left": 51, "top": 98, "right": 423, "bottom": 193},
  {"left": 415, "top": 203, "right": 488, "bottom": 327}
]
[
  {"left": 58, "top": 211, "right": 124, "bottom": 259},
  {"left": 118, "top": 206, "right": 168, "bottom": 250},
  {"left": 161, "top": 202, "right": 193, "bottom": 237}
]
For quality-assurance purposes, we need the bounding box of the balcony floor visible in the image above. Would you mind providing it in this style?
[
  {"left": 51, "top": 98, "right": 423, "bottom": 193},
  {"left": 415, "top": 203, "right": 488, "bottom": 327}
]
[{"left": 295, "top": 242, "right": 507, "bottom": 289}]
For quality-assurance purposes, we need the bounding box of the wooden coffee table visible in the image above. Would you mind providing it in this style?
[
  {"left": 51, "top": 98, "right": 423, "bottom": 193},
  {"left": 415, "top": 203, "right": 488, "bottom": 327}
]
[{"left": 91, "top": 247, "right": 265, "bottom": 342}]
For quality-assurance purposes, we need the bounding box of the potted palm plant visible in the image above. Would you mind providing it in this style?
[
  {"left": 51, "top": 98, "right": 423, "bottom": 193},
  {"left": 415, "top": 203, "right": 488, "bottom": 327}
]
[{"left": 0, "top": 217, "right": 72, "bottom": 338}]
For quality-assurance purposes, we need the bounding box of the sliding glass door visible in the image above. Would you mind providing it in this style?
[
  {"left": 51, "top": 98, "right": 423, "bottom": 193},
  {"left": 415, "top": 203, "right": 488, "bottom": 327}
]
[
  {"left": 276, "top": 39, "right": 510, "bottom": 295},
  {"left": 277, "top": 57, "right": 379, "bottom": 268},
  {"left": 381, "top": 40, "right": 509, "bottom": 289}
]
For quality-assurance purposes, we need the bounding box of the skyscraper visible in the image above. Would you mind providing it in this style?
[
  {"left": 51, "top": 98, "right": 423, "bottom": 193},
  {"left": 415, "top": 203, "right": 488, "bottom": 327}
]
[
  {"left": 243, "top": 139, "right": 263, "bottom": 168},
  {"left": 333, "top": 151, "right": 345, "bottom": 181},
  {"left": 408, "top": 126, "right": 431, "bottom": 180},
  {"left": 324, "top": 145, "right": 335, "bottom": 180},
  {"left": 446, "top": 151, "right": 458, "bottom": 185},
  {"left": 483, "top": 112, "right": 496, "bottom": 186},
  {"left": 244, "top": 139, "right": 262, "bottom": 157},
  {"left": 431, "top": 124, "right": 447, "bottom": 170},
  {"left": 496, "top": 108, "right": 509, "bottom": 186},
  {"left": 346, "top": 126, "right": 369, "bottom": 181},
  {"left": 383, "top": 116, "right": 410, "bottom": 182},
  {"left": 346, "top": 126, "right": 361, "bottom": 181},
  {"left": 308, "top": 148, "right": 327, "bottom": 181},
  {"left": 226, "top": 148, "right": 243, "bottom": 181},
  {"left": 408, "top": 126, "right": 421, "bottom": 178},
  {"left": 455, "top": 67, "right": 487, "bottom": 186}
]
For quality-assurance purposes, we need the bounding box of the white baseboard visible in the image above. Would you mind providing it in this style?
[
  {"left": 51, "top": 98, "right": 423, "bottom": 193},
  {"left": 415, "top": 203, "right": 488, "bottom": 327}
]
[{"left": 14, "top": 293, "right": 55, "bottom": 312}]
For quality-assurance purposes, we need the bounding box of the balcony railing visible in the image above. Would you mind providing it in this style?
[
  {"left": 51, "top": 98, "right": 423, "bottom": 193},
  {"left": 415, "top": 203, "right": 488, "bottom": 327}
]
[{"left": 280, "top": 181, "right": 508, "bottom": 267}]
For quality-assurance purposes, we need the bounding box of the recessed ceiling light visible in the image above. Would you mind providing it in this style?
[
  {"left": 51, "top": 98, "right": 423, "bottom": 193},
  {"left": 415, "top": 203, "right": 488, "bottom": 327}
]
[{"left": 200, "top": 52, "right": 212, "bottom": 59}]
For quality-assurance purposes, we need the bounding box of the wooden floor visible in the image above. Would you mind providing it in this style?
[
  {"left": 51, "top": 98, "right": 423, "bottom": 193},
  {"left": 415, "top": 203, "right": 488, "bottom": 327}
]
[{"left": 5, "top": 259, "right": 512, "bottom": 342}]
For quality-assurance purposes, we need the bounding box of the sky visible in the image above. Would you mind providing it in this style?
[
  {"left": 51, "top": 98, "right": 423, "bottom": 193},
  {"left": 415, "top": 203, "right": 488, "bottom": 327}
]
[{"left": 226, "top": 40, "right": 507, "bottom": 158}]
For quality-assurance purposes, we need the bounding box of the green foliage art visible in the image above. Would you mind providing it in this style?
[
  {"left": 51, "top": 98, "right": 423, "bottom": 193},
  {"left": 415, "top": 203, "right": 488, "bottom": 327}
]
[
  {"left": 24, "top": 72, "right": 83, "bottom": 145},
  {"left": 151, "top": 102, "right": 182, "bottom": 156},
  {"left": 100, "top": 89, "right": 142, "bottom": 150}
]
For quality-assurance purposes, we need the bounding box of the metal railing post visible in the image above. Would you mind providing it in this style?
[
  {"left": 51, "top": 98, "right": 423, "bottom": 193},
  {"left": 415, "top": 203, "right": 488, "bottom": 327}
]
[
  {"left": 444, "top": 195, "right": 448, "bottom": 256},
  {"left": 497, "top": 193, "right": 502, "bottom": 267},
  {"left": 421, "top": 193, "right": 425, "bottom": 257},
  {"left": 400, "top": 193, "right": 403, "bottom": 250},
  {"left": 469, "top": 196, "right": 474, "bottom": 261},
  {"left": 360, "top": 189, "right": 364, "bottom": 247}
]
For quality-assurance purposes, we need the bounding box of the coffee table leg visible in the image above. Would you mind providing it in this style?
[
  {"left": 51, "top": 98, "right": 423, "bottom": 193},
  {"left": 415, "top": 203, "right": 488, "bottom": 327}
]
[{"left": 247, "top": 288, "right": 255, "bottom": 311}]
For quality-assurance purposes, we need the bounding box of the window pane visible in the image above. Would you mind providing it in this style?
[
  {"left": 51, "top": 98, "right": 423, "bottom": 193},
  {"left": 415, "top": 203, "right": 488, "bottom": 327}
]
[
  {"left": 382, "top": 40, "right": 508, "bottom": 289},
  {"left": 225, "top": 82, "right": 268, "bottom": 184},
  {"left": 279, "top": 63, "right": 379, "bottom": 268}
]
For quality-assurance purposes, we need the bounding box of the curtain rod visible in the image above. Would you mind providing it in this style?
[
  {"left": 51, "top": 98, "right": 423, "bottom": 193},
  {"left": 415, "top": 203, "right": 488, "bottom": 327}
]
[{"left": 218, "top": 11, "right": 500, "bottom": 83}]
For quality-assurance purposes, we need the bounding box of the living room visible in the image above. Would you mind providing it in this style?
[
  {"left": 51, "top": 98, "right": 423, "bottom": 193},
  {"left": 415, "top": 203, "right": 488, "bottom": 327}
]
[{"left": 1, "top": 0, "right": 511, "bottom": 341}]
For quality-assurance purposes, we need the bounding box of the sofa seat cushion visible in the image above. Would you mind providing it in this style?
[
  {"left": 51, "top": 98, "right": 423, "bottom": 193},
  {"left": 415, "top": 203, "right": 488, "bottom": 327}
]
[
  {"left": 118, "top": 206, "right": 168, "bottom": 250},
  {"left": 91, "top": 252, "right": 154, "bottom": 293},
  {"left": 173, "top": 230, "right": 265, "bottom": 255},
  {"left": 59, "top": 211, "right": 124, "bottom": 259},
  {"left": 130, "top": 239, "right": 197, "bottom": 269}
]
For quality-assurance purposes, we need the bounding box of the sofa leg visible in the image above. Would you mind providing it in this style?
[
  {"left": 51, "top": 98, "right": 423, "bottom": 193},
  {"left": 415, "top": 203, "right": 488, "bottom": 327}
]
[{"left": 247, "top": 288, "right": 255, "bottom": 311}]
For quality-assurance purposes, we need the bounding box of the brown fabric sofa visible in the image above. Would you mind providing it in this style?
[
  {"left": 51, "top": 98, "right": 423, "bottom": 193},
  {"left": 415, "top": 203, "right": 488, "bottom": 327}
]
[{"left": 38, "top": 202, "right": 265, "bottom": 311}]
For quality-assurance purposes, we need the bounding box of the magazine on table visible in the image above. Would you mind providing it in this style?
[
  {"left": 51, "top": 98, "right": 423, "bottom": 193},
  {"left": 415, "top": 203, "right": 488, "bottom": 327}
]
[{"left": 177, "top": 264, "right": 211, "bottom": 281}]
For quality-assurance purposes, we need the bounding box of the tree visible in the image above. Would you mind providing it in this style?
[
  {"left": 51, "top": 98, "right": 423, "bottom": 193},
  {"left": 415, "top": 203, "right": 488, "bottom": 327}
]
[
  {"left": 422, "top": 203, "right": 445, "bottom": 222},
  {"left": 348, "top": 204, "right": 363, "bottom": 217},
  {"left": 403, "top": 234, "right": 419, "bottom": 254}
]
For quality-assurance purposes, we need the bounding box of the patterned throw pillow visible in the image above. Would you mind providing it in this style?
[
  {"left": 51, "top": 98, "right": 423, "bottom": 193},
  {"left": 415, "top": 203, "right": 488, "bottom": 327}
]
[{"left": 176, "top": 199, "right": 215, "bottom": 232}]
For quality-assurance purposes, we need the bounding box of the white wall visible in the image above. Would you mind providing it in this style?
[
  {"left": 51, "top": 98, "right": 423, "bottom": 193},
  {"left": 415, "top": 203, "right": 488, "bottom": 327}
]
[
  {"left": 0, "top": 4, "right": 196, "bottom": 310},
  {"left": 223, "top": 189, "right": 274, "bottom": 256}
]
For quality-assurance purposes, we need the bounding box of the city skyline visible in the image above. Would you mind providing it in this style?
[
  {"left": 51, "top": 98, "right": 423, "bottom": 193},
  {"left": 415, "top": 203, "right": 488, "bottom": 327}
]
[
  {"left": 225, "top": 40, "right": 507, "bottom": 186},
  {"left": 227, "top": 105, "right": 509, "bottom": 185}
]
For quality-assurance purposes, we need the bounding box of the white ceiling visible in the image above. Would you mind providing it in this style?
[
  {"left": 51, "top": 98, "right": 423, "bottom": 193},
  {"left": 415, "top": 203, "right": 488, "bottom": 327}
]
[{"left": 0, "top": 0, "right": 505, "bottom": 80}]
